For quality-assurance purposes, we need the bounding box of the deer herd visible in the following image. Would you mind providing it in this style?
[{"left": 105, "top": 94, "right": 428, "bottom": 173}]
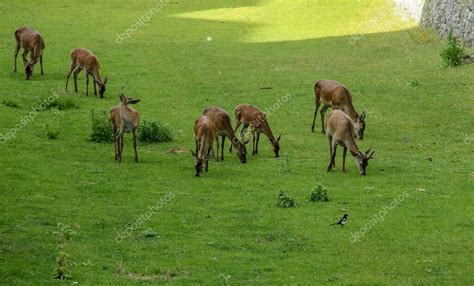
[{"left": 12, "top": 26, "right": 375, "bottom": 177}]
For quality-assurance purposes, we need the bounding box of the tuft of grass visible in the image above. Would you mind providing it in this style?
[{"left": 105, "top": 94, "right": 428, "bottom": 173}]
[
  {"left": 276, "top": 191, "right": 296, "bottom": 208},
  {"left": 43, "top": 96, "right": 79, "bottom": 111},
  {"left": 45, "top": 124, "right": 60, "bottom": 140},
  {"left": 2, "top": 100, "right": 19, "bottom": 108},
  {"left": 90, "top": 109, "right": 113, "bottom": 143},
  {"left": 440, "top": 30, "right": 465, "bottom": 67},
  {"left": 137, "top": 119, "right": 173, "bottom": 143},
  {"left": 310, "top": 184, "right": 329, "bottom": 202}
]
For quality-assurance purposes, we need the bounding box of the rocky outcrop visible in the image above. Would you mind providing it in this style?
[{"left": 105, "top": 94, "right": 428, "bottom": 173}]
[{"left": 420, "top": 0, "right": 473, "bottom": 46}]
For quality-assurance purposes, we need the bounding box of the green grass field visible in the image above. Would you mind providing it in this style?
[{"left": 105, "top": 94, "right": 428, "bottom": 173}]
[{"left": 1, "top": 0, "right": 473, "bottom": 284}]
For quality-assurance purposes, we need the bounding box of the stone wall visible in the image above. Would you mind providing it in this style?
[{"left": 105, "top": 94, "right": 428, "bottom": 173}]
[{"left": 420, "top": 0, "right": 473, "bottom": 46}]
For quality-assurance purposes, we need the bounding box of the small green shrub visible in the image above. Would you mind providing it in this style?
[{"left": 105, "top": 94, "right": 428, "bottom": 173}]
[
  {"left": 310, "top": 184, "right": 329, "bottom": 202},
  {"left": 44, "top": 96, "right": 79, "bottom": 111},
  {"left": 52, "top": 248, "right": 75, "bottom": 280},
  {"left": 2, "top": 100, "right": 19, "bottom": 108},
  {"left": 90, "top": 109, "right": 114, "bottom": 143},
  {"left": 277, "top": 191, "right": 296, "bottom": 208},
  {"left": 138, "top": 119, "right": 173, "bottom": 143},
  {"left": 440, "top": 30, "right": 465, "bottom": 67},
  {"left": 142, "top": 228, "right": 159, "bottom": 239},
  {"left": 52, "top": 223, "right": 76, "bottom": 280}
]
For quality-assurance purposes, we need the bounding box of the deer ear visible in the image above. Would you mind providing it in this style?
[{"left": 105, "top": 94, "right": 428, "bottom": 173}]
[
  {"left": 277, "top": 135, "right": 281, "bottom": 142},
  {"left": 129, "top": 99, "right": 140, "bottom": 104},
  {"left": 190, "top": 150, "right": 197, "bottom": 158},
  {"left": 243, "top": 139, "right": 250, "bottom": 145},
  {"left": 103, "top": 76, "right": 108, "bottom": 84},
  {"left": 360, "top": 111, "right": 366, "bottom": 120},
  {"left": 368, "top": 151, "right": 375, "bottom": 159}
]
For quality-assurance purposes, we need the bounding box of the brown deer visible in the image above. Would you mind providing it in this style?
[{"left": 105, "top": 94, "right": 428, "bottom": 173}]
[
  {"left": 326, "top": 110, "right": 374, "bottom": 176},
  {"left": 14, "top": 27, "right": 45, "bottom": 80},
  {"left": 232, "top": 104, "right": 281, "bottom": 158},
  {"left": 312, "top": 80, "right": 366, "bottom": 140},
  {"left": 192, "top": 116, "right": 216, "bottom": 177},
  {"left": 65, "top": 48, "right": 108, "bottom": 98},
  {"left": 203, "top": 106, "right": 249, "bottom": 163},
  {"left": 110, "top": 94, "right": 140, "bottom": 163}
]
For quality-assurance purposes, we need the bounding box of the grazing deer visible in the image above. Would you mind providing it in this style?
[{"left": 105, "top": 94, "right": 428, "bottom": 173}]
[
  {"left": 232, "top": 104, "right": 281, "bottom": 158},
  {"left": 326, "top": 110, "right": 374, "bottom": 176},
  {"left": 65, "top": 48, "right": 108, "bottom": 98},
  {"left": 203, "top": 106, "right": 249, "bottom": 163},
  {"left": 192, "top": 116, "right": 216, "bottom": 177},
  {"left": 312, "top": 80, "right": 366, "bottom": 140},
  {"left": 110, "top": 94, "right": 140, "bottom": 163},
  {"left": 14, "top": 27, "right": 45, "bottom": 80}
]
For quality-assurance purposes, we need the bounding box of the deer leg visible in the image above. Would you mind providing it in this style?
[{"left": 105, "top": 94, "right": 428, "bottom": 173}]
[
  {"left": 327, "top": 136, "right": 334, "bottom": 172},
  {"left": 219, "top": 136, "right": 224, "bottom": 161},
  {"left": 21, "top": 49, "right": 29, "bottom": 67},
  {"left": 332, "top": 145, "right": 337, "bottom": 168},
  {"left": 113, "top": 127, "right": 118, "bottom": 160},
  {"left": 256, "top": 132, "right": 260, "bottom": 154},
  {"left": 312, "top": 101, "right": 321, "bottom": 132},
  {"left": 65, "top": 63, "right": 77, "bottom": 91},
  {"left": 214, "top": 136, "right": 220, "bottom": 161},
  {"left": 73, "top": 67, "right": 82, "bottom": 93},
  {"left": 205, "top": 147, "right": 211, "bottom": 172},
  {"left": 133, "top": 129, "right": 139, "bottom": 163},
  {"left": 93, "top": 80, "right": 97, "bottom": 96},
  {"left": 40, "top": 55, "right": 44, "bottom": 75},
  {"left": 342, "top": 146, "right": 347, "bottom": 172},
  {"left": 85, "top": 72, "right": 90, "bottom": 96},
  {"left": 116, "top": 130, "right": 123, "bottom": 163},
  {"left": 252, "top": 129, "right": 257, "bottom": 155},
  {"left": 13, "top": 44, "right": 20, "bottom": 72},
  {"left": 320, "top": 106, "right": 329, "bottom": 134}
]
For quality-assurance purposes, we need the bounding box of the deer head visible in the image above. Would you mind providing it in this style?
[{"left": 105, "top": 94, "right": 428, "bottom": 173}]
[
  {"left": 25, "top": 64, "right": 33, "bottom": 80},
  {"left": 354, "top": 111, "right": 366, "bottom": 140},
  {"left": 233, "top": 137, "right": 250, "bottom": 163},
  {"left": 119, "top": 93, "right": 140, "bottom": 105},
  {"left": 191, "top": 150, "right": 210, "bottom": 177},
  {"left": 351, "top": 148, "right": 375, "bottom": 176},
  {"left": 96, "top": 76, "right": 108, "bottom": 98},
  {"left": 273, "top": 135, "right": 281, "bottom": 158}
]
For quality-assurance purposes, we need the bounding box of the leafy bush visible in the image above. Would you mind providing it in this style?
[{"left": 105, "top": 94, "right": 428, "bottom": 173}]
[
  {"left": 277, "top": 191, "right": 296, "bottom": 208},
  {"left": 2, "top": 100, "right": 19, "bottom": 108},
  {"left": 310, "top": 184, "right": 329, "bottom": 202},
  {"left": 440, "top": 30, "right": 465, "bottom": 67},
  {"left": 45, "top": 96, "right": 79, "bottom": 111},
  {"left": 90, "top": 109, "right": 113, "bottom": 143},
  {"left": 138, "top": 119, "right": 173, "bottom": 143}
]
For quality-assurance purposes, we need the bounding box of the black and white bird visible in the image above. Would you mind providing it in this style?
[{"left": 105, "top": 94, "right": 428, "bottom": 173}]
[{"left": 330, "top": 214, "right": 348, "bottom": 227}]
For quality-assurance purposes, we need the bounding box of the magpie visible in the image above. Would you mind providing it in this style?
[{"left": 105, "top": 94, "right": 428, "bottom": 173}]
[{"left": 330, "top": 214, "right": 348, "bottom": 227}]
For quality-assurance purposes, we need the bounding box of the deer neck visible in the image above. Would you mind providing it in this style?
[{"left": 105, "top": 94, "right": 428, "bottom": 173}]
[
  {"left": 345, "top": 104, "right": 359, "bottom": 122},
  {"left": 261, "top": 121, "right": 277, "bottom": 146},
  {"left": 119, "top": 104, "right": 135, "bottom": 130},
  {"left": 198, "top": 132, "right": 211, "bottom": 159},
  {"left": 345, "top": 122, "right": 360, "bottom": 155}
]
